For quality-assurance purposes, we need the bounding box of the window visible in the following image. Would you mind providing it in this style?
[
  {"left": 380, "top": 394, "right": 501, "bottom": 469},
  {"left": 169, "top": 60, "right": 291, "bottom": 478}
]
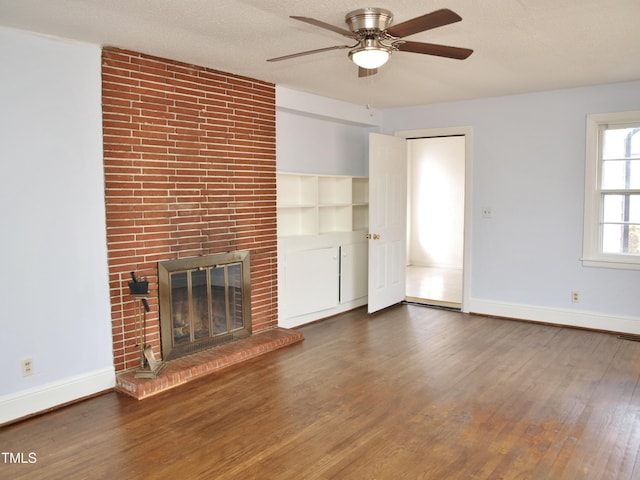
[{"left": 583, "top": 111, "right": 640, "bottom": 269}]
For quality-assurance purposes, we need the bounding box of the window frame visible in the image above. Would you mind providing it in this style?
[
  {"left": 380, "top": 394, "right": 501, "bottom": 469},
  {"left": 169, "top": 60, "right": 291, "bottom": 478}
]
[{"left": 583, "top": 110, "right": 640, "bottom": 270}]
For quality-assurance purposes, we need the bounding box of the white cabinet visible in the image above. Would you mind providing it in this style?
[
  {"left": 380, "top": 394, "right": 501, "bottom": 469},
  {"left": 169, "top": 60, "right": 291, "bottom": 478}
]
[
  {"left": 283, "top": 247, "right": 339, "bottom": 318},
  {"left": 340, "top": 242, "right": 368, "bottom": 304},
  {"left": 277, "top": 173, "right": 369, "bottom": 328}
]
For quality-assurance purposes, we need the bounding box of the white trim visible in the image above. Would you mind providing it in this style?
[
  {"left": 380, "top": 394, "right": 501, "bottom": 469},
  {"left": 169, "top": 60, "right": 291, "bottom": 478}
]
[
  {"left": 468, "top": 298, "right": 640, "bottom": 335},
  {"left": 275, "top": 86, "right": 382, "bottom": 127},
  {"left": 582, "top": 258, "right": 640, "bottom": 270},
  {"left": 0, "top": 367, "right": 115, "bottom": 425},
  {"left": 394, "top": 126, "right": 473, "bottom": 313},
  {"left": 279, "top": 298, "right": 367, "bottom": 329}
]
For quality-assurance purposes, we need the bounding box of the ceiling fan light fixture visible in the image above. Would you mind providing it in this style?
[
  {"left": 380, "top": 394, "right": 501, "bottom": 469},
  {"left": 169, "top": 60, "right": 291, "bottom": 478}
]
[
  {"left": 350, "top": 48, "right": 390, "bottom": 69},
  {"left": 349, "top": 40, "right": 391, "bottom": 70}
]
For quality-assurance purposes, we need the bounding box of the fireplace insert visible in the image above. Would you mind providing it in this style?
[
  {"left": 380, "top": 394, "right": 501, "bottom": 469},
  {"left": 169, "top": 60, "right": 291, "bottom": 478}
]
[{"left": 158, "top": 251, "right": 251, "bottom": 360}]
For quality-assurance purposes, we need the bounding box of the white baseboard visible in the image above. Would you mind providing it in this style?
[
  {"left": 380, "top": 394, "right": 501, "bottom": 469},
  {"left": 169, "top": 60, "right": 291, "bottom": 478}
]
[
  {"left": 468, "top": 298, "right": 640, "bottom": 335},
  {"left": 0, "top": 367, "right": 115, "bottom": 425},
  {"left": 279, "top": 297, "right": 367, "bottom": 329}
]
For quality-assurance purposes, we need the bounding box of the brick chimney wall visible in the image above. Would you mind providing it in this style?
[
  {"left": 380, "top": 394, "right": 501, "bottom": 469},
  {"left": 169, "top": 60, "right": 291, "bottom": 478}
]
[{"left": 101, "top": 48, "right": 277, "bottom": 372}]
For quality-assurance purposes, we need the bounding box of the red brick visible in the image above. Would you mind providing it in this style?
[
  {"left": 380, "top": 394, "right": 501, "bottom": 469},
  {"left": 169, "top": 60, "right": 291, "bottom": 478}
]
[{"left": 103, "top": 47, "right": 277, "bottom": 372}]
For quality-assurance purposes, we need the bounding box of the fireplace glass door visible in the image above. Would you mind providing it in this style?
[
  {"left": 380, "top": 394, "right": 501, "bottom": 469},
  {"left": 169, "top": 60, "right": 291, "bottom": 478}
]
[{"left": 159, "top": 251, "right": 251, "bottom": 360}]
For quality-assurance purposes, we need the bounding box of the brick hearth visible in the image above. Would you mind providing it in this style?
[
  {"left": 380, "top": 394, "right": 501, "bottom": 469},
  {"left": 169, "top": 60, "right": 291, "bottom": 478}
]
[{"left": 116, "top": 327, "right": 303, "bottom": 400}]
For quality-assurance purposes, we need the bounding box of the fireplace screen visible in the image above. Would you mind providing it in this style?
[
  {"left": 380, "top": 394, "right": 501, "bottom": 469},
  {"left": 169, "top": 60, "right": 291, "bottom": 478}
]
[{"left": 158, "top": 251, "right": 251, "bottom": 360}]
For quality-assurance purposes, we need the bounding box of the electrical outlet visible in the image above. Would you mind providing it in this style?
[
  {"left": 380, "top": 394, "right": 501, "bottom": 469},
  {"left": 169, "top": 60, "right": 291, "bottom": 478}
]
[
  {"left": 571, "top": 291, "right": 580, "bottom": 303},
  {"left": 22, "top": 358, "right": 34, "bottom": 377},
  {"left": 482, "top": 207, "right": 493, "bottom": 218}
]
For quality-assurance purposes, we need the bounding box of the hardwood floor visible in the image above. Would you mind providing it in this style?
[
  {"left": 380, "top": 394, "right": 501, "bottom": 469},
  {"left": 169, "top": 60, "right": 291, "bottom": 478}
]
[{"left": 3, "top": 304, "right": 640, "bottom": 479}]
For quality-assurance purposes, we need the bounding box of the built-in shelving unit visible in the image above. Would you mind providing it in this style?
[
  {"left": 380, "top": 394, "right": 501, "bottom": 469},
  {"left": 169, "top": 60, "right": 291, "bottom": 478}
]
[
  {"left": 277, "top": 172, "right": 370, "bottom": 328},
  {"left": 277, "top": 173, "right": 369, "bottom": 237}
]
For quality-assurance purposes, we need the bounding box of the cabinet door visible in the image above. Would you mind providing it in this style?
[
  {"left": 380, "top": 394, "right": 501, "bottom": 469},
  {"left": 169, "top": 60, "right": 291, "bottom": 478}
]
[
  {"left": 284, "top": 247, "right": 339, "bottom": 318},
  {"left": 340, "top": 242, "right": 368, "bottom": 303}
]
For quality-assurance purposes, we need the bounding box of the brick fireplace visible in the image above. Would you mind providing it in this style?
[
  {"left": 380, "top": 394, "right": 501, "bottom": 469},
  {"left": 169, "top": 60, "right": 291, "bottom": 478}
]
[{"left": 102, "top": 48, "right": 299, "bottom": 392}]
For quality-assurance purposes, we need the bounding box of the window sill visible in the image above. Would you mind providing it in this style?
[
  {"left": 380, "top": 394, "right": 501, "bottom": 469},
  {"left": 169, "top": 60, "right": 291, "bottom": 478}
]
[{"left": 582, "top": 257, "right": 640, "bottom": 270}]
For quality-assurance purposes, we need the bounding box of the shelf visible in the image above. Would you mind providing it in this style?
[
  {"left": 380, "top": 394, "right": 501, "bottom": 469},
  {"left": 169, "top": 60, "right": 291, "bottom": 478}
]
[
  {"left": 277, "top": 173, "right": 317, "bottom": 207},
  {"left": 318, "top": 176, "right": 351, "bottom": 205},
  {"left": 319, "top": 205, "right": 352, "bottom": 233},
  {"left": 278, "top": 206, "right": 318, "bottom": 237},
  {"left": 277, "top": 172, "right": 368, "bottom": 237},
  {"left": 353, "top": 205, "right": 369, "bottom": 231},
  {"left": 352, "top": 177, "right": 369, "bottom": 204},
  {"left": 278, "top": 203, "right": 317, "bottom": 209}
]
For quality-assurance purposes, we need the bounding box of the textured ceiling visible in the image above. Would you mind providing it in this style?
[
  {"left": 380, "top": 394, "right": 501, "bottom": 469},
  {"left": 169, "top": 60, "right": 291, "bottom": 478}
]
[{"left": 1, "top": 0, "right": 639, "bottom": 108}]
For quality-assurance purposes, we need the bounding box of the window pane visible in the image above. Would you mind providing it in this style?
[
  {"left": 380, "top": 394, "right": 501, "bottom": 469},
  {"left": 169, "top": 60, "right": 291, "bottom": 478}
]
[
  {"left": 601, "top": 160, "right": 640, "bottom": 189},
  {"left": 602, "top": 224, "right": 622, "bottom": 253},
  {"left": 632, "top": 195, "right": 640, "bottom": 223},
  {"left": 603, "top": 127, "right": 640, "bottom": 160},
  {"left": 603, "top": 194, "right": 624, "bottom": 222},
  {"left": 603, "top": 194, "right": 640, "bottom": 223},
  {"left": 602, "top": 224, "right": 640, "bottom": 254}
]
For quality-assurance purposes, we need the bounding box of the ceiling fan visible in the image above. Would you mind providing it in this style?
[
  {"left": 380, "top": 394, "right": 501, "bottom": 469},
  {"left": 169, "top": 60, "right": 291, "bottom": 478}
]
[{"left": 267, "top": 7, "right": 473, "bottom": 77}]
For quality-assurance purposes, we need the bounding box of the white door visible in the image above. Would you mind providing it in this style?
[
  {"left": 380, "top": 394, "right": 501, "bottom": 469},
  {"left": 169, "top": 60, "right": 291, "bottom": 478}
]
[{"left": 368, "top": 133, "right": 407, "bottom": 313}]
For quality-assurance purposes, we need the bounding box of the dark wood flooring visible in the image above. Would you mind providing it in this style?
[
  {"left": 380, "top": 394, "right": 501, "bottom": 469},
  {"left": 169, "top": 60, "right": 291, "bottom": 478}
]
[{"left": 2, "top": 304, "right": 640, "bottom": 479}]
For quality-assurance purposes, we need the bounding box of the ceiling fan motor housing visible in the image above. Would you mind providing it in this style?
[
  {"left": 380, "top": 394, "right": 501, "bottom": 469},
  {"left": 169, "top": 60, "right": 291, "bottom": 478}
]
[{"left": 345, "top": 8, "right": 393, "bottom": 33}]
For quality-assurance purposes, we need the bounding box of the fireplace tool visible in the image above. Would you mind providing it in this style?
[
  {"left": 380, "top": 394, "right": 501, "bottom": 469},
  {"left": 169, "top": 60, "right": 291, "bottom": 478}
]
[{"left": 128, "top": 272, "right": 165, "bottom": 379}]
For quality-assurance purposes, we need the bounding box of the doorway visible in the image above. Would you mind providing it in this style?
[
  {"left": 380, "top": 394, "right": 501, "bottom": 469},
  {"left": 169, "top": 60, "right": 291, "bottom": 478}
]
[{"left": 405, "top": 134, "right": 466, "bottom": 309}]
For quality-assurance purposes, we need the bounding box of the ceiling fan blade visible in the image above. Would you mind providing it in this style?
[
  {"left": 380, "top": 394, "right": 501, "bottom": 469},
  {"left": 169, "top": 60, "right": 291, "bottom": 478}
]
[
  {"left": 386, "top": 9, "right": 462, "bottom": 38},
  {"left": 397, "top": 41, "right": 473, "bottom": 60},
  {"left": 267, "top": 45, "right": 350, "bottom": 62},
  {"left": 290, "top": 16, "right": 358, "bottom": 39},
  {"left": 358, "top": 67, "right": 378, "bottom": 78}
]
